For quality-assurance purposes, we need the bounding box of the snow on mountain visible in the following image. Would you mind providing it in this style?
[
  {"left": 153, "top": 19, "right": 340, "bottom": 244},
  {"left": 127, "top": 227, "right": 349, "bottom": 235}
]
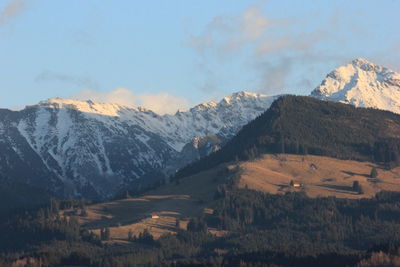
[
  {"left": 311, "top": 58, "right": 400, "bottom": 113},
  {"left": 33, "top": 92, "right": 275, "bottom": 151},
  {"left": 0, "top": 91, "right": 276, "bottom": 199},
  {"left": 5, "top": 58, "right": 399, "bottom": 199}
]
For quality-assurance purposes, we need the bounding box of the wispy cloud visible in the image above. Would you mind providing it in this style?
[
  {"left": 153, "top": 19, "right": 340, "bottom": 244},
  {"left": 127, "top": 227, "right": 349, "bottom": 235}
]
[
  {"left": 188, "top": 1, "right": 277, "bottom": 57},
  {"left": 71, "top": 88, "right": 190, "bottom": 115},
  {"left": 35, "top": 71, "right": 99, "bottom": 89},
  {"left": 187, "top": 2, "right": 356, "bottom": 95},
  {"left": 0, "top": 0, "right": 27, "bottom": 26}
]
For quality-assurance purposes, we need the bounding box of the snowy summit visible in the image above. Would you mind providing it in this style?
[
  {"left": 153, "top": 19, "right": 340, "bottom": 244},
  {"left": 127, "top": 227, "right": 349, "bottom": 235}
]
[{"left": 311, "top": 58, "right": 400, "bottom": 113}]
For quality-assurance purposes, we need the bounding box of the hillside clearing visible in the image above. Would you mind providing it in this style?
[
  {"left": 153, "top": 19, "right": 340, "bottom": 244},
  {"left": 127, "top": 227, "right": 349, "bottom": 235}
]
[
  {"left": 239, "top": 154, "right": 400, "bottom": 198},
  {"left": 76, "top": 165, "right": 231, "bottom": 241},
  {"left": 72, "top": 154, "right": 400, "bottom": 242}
]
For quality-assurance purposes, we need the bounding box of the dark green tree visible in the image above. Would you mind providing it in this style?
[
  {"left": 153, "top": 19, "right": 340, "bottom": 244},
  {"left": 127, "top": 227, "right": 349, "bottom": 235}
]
[
  {"left": 104, "top": 227, "right": 111, "bottom": 240},
  {"left": 80, "top": 208, "right": 88, "bottom": 217},
  {"left": 352, "top": 181, "right": 360, "bottom": 192},
  {"left": 101, "top": 227, "right": 111, "bottom": 241},
  {"left": 352, "top": 181, "right": 364, "bottom": 194},
  {"left": 358, "top": 184, "right": 364, "bottom": 194},
  {"left": 128, "top": 229, "right": 133, "bottom": 241},
  {"left": 136, "top": 229, "right": 154, "bottom": 245},
  {"left": 370, "top": 167, "right": 378, "bottom": 178}
]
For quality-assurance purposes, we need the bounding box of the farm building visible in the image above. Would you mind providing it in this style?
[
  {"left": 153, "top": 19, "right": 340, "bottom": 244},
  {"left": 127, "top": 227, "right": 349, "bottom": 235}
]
[
  {"left": 290, "top": 180, "right": 303, "bottom": 188},
  {"left": 310, "top": 163, "right": 318, "bottom": 170},
  {"left": 150, "top": 213, "right": 159, "bottom": 219}
]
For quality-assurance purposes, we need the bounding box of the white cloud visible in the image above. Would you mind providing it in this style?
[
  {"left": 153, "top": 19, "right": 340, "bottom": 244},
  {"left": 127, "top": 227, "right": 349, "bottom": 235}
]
[
  {"left": 0, "top": 0, "right": 27, "bottom": 26},
  {"left": 71, "top": 88, "right": 190, "bottom": 115}
]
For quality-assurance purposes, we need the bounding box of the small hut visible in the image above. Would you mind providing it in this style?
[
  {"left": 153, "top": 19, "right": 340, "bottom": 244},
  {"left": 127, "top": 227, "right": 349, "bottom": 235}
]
[
  {"left": 310, "top": 163, "right": 318, "bottom": 170},
  {"left": 150, "top": 213, "right": 159, "bottom": 219}
]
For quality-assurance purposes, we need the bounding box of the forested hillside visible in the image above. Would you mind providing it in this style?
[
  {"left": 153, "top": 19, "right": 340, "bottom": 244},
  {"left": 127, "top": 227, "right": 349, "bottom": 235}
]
[
  {"left": 176, "top": 95, "right": 400, "bottom": 179},
  {"left": 2, "top": 188, "right": 400, "bottom": 266},
  {"left": 0, "top": 177, "right": 51, "bottom": 218}
]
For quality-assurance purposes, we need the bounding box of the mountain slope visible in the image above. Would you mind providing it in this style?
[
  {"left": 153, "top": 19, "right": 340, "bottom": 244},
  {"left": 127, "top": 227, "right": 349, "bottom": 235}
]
[
  {"left": 1, "top": 59, "right": 399, "bottom": 199},
  {"left": 0, "top": 109, "right": 63, "bottom": 194},
  {"left": 175, "top": 95, "right": 400, "bottom": 179},
  {"left": 311, "top": 58, "right": 400, "bottom": 113},
  {"left": 238, "top": 154, "right": 400, "bottom": 198},
  {"left": 0, "top": 92, "right": 276, "bottom": 199}
]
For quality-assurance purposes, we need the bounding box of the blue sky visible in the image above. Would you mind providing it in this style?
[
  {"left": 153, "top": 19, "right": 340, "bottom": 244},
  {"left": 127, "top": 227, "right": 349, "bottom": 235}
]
[{"left": 0, "top": 0, "right": 399, "bottom": 113}]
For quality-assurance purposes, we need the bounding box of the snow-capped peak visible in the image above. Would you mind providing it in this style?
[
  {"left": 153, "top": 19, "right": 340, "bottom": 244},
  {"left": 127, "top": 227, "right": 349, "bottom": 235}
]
[
  {"left": 224, "top": 91, "right": 267, "bottom": 101},
  {"left": 6, "top": 90, "right": 276, "bottom": 198},
  {"left": 35, "top": 97, "right": 138, "bottom": 117},
  {"left": 26, "top": 91, "right": 277, "bottom": 153},
  {"left": 351, "top": 58, "right": 374, "bottom": 67},
  {"left": 231, "top": 91, "right": 266, "bottom": 98},
  {"left": 34, "top": 91, "right": 268, "bottom": 117},
  {"left": 311, "top": 58, "right": 400, "bottom": 113}
]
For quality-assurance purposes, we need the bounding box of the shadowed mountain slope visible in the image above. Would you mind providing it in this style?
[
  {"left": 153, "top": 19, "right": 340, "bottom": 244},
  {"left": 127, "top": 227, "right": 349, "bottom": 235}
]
[{"left": 176, "top": 95, "right": 400, "bottom": 179}]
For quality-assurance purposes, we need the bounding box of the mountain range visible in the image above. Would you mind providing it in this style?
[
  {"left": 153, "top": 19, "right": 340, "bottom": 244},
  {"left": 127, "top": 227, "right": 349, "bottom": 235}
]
[
  {"left": 0, "top": 58, "right": 399, "bottom": 199},
  {"left": 0, "top": 92, "right": 277, "bottom": 199}
]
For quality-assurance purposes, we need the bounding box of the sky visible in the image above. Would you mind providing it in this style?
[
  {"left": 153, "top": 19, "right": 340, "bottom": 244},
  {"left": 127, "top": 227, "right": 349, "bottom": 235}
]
[{"left": 0, "top": 0, "right": 399, "bottom": 114}]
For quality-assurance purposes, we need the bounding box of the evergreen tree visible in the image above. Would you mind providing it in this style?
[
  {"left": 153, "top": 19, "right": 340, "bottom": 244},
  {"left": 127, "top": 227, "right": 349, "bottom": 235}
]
[
  {"left": 128, "top": 229, "right": 133, "bottom": 241},
  {"left": 280, "top": 136, "right": 285, "bottom": 154},
  {"left": 80, "top": 208, "right": 88, "bottom": 217},
  {"left": 100, "top": 228, "right": 104, "bottom": 240},
  {"left": 352, "top": 181, "right": 360, "bottom": 192},
  {"left": 137, "top": 229, "right": 154, "bottom": 245},
  {"left": 100, "top": 227, "right": 111, "bottom": 241},
  {"left": 358, "top": 184, "right": 364, "bottom": 194},
  {"left": 352, "top": 181, "right": 363, "bottom": 194},
  {"left": 370, "top": 167, "right": 378, "bottom": 178},
  {"left": 104, "top": 227, "right": 111, "bottom": 240},
  {"left": 187, "top": 218, "right": 207, "bottom": 232}
]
